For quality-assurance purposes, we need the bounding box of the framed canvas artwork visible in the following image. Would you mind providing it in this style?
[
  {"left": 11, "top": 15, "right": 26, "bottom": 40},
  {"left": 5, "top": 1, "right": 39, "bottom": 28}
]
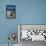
[{"left": 6, "top": 5, "right": 16, "bottom": 19}]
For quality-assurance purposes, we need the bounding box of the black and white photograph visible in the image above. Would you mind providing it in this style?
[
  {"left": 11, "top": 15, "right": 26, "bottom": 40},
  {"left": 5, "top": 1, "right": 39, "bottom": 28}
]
[{"left": 18, "top": 25, "right": 46, "bottom": 46}]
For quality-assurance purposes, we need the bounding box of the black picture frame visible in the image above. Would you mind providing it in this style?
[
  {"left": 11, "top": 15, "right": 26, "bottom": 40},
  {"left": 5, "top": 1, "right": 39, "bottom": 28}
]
[{"left": 6, "top": 5, "right": 16, "bottom": 19}]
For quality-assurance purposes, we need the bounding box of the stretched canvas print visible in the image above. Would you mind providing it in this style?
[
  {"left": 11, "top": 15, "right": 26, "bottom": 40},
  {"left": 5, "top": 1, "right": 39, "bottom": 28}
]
[{"left": 6, "top": 5, "right": 16, "bottom": 19}]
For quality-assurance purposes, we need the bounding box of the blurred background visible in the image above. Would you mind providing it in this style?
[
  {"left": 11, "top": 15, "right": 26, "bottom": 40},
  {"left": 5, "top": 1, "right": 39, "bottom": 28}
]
[{"left": 0, "top": 0, "right": 46, "bottom": 46}]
